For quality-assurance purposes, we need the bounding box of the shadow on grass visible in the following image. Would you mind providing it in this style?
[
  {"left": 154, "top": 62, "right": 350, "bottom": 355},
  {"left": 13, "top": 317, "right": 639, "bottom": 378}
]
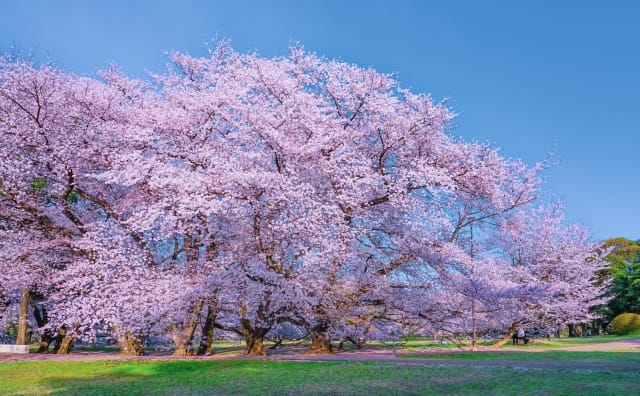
[{"left": 36, "top": 360, "right": 350, "bottom": 395}]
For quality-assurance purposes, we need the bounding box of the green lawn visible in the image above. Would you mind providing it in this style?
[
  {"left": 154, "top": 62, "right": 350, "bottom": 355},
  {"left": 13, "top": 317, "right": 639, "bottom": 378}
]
[
  {"left": 26, "top": 335, "right": 639, "bottom": 355},
  {"left": 394, "top": 335, "right": 640, "bottom": 352},
  {"left": 498, "top": 335, "right": 640, "bottom": 350},
  {"left": 399, "top": 350, "right": 640, "bottom": 363},
  {"left": 1, "top": 359, "right": 639, "bottom": 395},
  {"left": 396, "top": 337, "right": 494, "bottom": 350}
]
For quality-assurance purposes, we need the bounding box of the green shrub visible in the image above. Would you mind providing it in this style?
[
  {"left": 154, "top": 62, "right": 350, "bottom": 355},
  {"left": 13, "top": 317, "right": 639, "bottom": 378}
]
[{"left": 611, "top": 313, "right": 640, "bottom": 335}]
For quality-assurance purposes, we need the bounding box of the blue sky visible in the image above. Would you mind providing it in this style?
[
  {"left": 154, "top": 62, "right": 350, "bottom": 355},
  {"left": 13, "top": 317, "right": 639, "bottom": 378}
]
[{"left": 1, "top": 0, "right": 638, "bottom": 240}]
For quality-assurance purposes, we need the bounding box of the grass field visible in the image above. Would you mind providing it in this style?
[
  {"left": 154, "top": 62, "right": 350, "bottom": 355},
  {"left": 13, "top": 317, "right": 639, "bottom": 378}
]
[
  {"left": 497, "top": 334, "right": 640, "bottom": 350},
  {"left": 2, "top": 336, "right": 639, "bottom": 395},
  {"left": 400, "top": 350, "right": 640, "bottom": 362},
  {"left": 1, "top": 358, "right": 639, "bottom": 396},
  {"left": 25, "top": 334, "right": 640, "bottom": 354},
  {"left": 394, "top": 334, "right": 640, "bottom": 351}
]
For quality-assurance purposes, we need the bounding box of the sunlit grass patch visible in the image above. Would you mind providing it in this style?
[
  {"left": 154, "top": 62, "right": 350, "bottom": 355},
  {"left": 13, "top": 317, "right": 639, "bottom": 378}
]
[{"left": 1, "top": 358, "right": 639, "bottom": 395}]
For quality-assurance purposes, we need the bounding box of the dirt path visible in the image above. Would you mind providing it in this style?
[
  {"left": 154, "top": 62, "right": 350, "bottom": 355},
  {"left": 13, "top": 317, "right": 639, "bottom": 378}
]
[{"left": 1, "top": 339, "right": 639, "bottom": 372}]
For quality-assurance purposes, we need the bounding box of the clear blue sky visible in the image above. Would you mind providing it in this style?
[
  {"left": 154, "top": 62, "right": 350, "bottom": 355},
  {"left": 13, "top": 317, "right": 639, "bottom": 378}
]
[{"left": 1, "top": 0, "right": 638, "bottom": 241}]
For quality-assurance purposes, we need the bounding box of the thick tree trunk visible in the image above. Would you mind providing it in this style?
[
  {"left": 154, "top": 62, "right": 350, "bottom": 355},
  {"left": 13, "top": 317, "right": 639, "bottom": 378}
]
[
  {"left": 305, "top": 336, "right": 334, "bottom": 354},
  {"left": 197, "top": 304, "right": 216, "bottom": 356},
  {"left": 568, "top": 323, "right": 576, "bottom": 337},
  {"left": 492, "top": 322, "right": 517, "bottom": 348},
  {"left": 16, "top": 288, "right": 30, "bottom": 345},
  {"left": 305, "top": 321, "right": 334, "bottom": 354},
  {"left": 118, "top": 332, "right": 144, "bottom": 356},
  {"left": 172, "top": 298, "right": 205, "bottom": 356},
  {"left": 173, "top": 343, "right": 192, "bottom": 356},
  {"left": 241, "top": 319, "right": 268, "bottom": 356},
  {"left": 244, "top": 334, "right": 266, "bottom": 355},
  {"left": 56, "top": 336, "right": 74, "bottom": 354}
]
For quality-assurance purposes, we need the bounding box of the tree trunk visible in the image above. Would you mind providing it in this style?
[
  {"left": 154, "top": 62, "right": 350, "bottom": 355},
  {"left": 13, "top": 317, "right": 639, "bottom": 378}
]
[
  {"left": 16, "top": 288, "right": 30, "bottom": 345},
  {"left": 596, "top": 319, "right": 605, "bottom": 335},
  {"left": 491, "top": 322, "right": 516, "bottom": 348},
  {"left": 173, "top": 298, "right": 205, "bottom": 356},
  {"left": 31, "top": 302, "right": 51, "bottom": 353},
  {"left": 568, "top": 323, "right": 576, "bottom": 337},
  {"left": 471, "top": 299, "right": 478, "bottom": 351},
  {"left": 197, "top": 304, "right": 216, "bottom": 356},
  {"left": 56, "top": 336, "right": 74, "bottom": 354},
  {"left": 241, "top": 319, "right": 268, "bottom": 356},
  {"left": 118, "top": 332, "right": 144, "bottom": 356},
  {"left": 53, "top": 326, "right": 74, "bottom": 354},
  {"left": 36, "top": 331, "right": 54, "bottom": 353},
  {"left": 305, "top": 336, "right": 334, "bottom": 354},
  {"left": 0, "top": 289, "right": 5, "bottom": 319},
  {"left": 305, "top": 321, "right": 333, "bottom": 354},
  {"left": 31, "top": 301, "right": 53, "bottom": 353},
  {"left": 244, "top": 334, "right": 266, "bottom": 355}
]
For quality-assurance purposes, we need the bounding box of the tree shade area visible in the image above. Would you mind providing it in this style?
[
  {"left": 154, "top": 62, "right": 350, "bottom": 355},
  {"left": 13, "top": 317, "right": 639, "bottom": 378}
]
[{"left": 0, "top": 43, "right": 611, "bottom": 356}]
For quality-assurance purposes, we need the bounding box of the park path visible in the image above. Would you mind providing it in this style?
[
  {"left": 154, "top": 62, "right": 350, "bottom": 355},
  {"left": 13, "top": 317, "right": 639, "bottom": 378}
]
[{"left": 1, "top": 339, "right": 639, "bottom": 372}]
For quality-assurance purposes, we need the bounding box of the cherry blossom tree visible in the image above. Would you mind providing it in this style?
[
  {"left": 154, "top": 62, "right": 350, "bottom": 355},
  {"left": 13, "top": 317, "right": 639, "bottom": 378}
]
[
  {"left": 0, "top": 44, "right": 609, "bottom": 357},
  {"left": 0, "top": 58, "right": 159, "bottom": 353},
  {"left": 491, "top": 205, "right": 609, "bottom": 341}
]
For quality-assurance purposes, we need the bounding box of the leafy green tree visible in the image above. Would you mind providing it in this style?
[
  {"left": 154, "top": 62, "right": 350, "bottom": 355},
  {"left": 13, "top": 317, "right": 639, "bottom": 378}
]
[{"left": 602, "top": 238, "right": 640, "bottom": 318}]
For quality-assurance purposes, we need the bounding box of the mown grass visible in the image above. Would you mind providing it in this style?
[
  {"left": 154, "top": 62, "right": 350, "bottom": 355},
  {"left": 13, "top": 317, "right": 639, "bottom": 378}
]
[
  {"left": 498, "top": 335, "right": 640, "bottom": 350},
  {"left": 26, "top": 335, "right": 638, "bottom": 355},
  {"left": 399, "top": 350, "right": 640, "bottom": 363},
  {"left": 394, "top": 334, "right": 640, "bottom": 352},
  {"left": 1, "top": 359, "right": 639, "bottom": 396}
]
